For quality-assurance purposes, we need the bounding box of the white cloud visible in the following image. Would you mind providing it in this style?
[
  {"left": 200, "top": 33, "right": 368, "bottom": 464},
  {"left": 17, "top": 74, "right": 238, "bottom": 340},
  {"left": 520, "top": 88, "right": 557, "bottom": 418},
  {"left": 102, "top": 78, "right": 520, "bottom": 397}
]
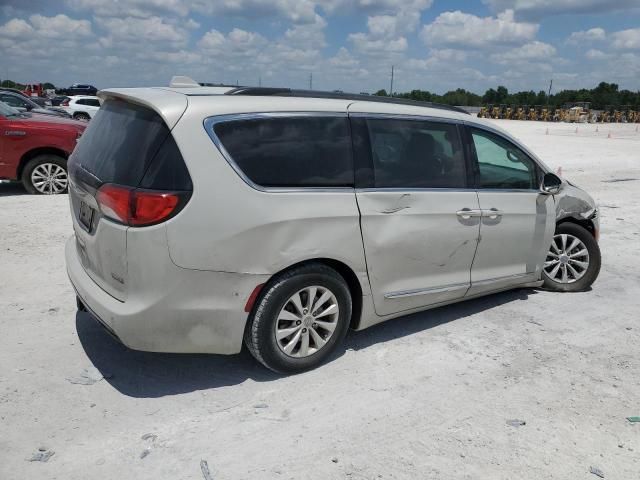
[
  {"left": 421, "top": 10, "right": 538, "bottom": 48},
  {"left": 483, "top": 0, "right": 639, "bottom": 19},
  {"left": 284, "top": 14, "right": 327, "bottom": 49},
  {"left": 345, "top": 1, "right": 432, "bottom": 57},
  {"left": 585, "top": 49, "right": 608, "bottom": 59},
  {"left": 193, "top": 0, "right": 319, "bottom": 24},
  {"left": 0, "top": 18, "right": 33, "bottom": 37},
  {"left": 349, "top": 31, "right": 408, "bottom": 54},
  {"left": 198, "top": 28, "right": 267, "bottom": 57},
  {"left": 566, "top": 27, "right": 606, "bottom": 45},
  {"left": 490, "top": 41, "right": 557, "bottom": 63},
  {"left": 329, "top": 47, "right": 360, "bottom": 68},
  {"left": 96, "top": 16, "right": 188, "bottom": 44},
  {"left": 65, "top": 0, "right": 191, "bottom": 17},
  {"left": 611, "top": 28, "right": 640, "bottom": 49}
]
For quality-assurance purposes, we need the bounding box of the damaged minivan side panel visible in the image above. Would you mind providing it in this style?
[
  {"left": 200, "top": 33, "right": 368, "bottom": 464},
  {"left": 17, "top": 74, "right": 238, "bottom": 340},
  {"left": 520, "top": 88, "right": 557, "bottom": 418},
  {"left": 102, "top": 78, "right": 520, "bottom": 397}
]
[{"left": 164, "top": 104, "right": 370, "bottom": 294}]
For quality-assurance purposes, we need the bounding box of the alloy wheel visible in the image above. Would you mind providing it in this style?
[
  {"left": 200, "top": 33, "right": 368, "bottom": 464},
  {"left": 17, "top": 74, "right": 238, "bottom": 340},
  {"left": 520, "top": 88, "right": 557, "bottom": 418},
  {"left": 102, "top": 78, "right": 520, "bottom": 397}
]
[
  {"left": 544, "top": 233, "right": 590, "bottom": 284},
  {"left": 275, "top": 286, "right": 340, "bottom": 358},
  {"left": 30, "top": 163, "right": 68, "bottom": 194}
]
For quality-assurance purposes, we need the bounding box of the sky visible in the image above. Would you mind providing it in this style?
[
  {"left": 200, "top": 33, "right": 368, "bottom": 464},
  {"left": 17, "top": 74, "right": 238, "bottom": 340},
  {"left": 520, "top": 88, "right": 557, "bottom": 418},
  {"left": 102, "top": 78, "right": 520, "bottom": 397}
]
[{"left": 1, "top": 0, "right": 639, "bottom": 94}]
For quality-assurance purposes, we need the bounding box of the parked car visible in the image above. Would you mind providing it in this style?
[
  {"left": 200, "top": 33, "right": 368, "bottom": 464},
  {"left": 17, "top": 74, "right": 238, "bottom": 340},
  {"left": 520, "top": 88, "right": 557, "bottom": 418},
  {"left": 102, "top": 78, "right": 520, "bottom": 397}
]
[
  {"left": 51, "top": 95, "right": 70, "bottom": 106},
  {"left": 0, "top": 87, "right": 51, "bottom": 107},
  {"left": 63, "top": 84, "right": 98, "bottom": 96},
  {"left": 0, "top": 90, "right": 69, "bottom": 117},
  {"left": 0, "top": 101, "right": 86, "bottom": 194},
  {"left": 60, "top": 96, "right": 101, "bottom": 121},
  {"left": 66, "top": 84, "right": 601, "bottom": 374}
]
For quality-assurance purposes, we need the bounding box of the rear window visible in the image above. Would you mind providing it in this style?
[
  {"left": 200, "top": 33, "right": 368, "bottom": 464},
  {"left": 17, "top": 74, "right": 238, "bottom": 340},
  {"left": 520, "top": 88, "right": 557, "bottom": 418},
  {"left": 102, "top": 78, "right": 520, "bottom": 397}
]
[
  {"left": 71, "top": 99, "right": 191, "bottom": 190},
  {"left": 213, "top": 116, "right": 353, "bottom": 188}
]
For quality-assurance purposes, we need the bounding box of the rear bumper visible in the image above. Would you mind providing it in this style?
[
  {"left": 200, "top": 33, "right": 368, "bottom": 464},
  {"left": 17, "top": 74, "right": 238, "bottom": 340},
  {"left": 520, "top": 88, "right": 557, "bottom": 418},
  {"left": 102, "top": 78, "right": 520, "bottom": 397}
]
[{"left": 65, "top": 235, "right": 270, "bottom": 354}]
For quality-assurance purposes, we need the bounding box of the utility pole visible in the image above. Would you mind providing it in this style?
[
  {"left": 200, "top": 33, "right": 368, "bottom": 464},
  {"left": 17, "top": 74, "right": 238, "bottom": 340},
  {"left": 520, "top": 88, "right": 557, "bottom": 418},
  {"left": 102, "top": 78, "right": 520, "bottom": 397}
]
[
  {"left": 548, "top": 79, "right": 553, "bottom": 99},
  {"left": 309, "top": 72, "right": 313, "bottom": 90},
  {"left": 389, "top": 65, "right": 394, "bottom": 97}
]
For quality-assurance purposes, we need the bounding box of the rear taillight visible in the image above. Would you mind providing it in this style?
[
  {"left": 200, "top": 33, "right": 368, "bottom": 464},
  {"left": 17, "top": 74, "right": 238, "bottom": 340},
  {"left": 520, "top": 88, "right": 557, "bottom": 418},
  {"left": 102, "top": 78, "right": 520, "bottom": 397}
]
[
  {"left": 61, "top": 99, "right": 70, "bottom": 106},
  {"left": 96, "top": 184, "right": 186, "bottom": 227}
]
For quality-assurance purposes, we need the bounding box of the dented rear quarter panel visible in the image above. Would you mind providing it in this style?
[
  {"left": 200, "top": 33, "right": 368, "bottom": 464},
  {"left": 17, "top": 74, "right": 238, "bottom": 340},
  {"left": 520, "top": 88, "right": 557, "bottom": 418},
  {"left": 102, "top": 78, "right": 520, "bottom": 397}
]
[{"left": 164, "top": 97, "right": 370, "bottom": 291}]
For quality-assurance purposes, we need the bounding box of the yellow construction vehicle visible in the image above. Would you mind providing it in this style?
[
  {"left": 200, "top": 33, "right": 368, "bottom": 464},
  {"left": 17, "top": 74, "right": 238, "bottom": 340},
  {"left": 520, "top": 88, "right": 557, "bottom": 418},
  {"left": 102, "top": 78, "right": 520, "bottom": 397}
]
[
  {"left": 613, "top": 108, "right": 623, "bottom": 123},
  {"left": 599, "top": 107, "right": 612, "bottom": 123},
  {"left": 566, "top": 102, "right": 590, "bottom": 123},
  {"left": 540, "top": 106, "right": 551, "bottom": 122},
  {"left": 491, "top": 104, "right": 501, "bottom": 119},
  {"left": 477, "top": 106, "right": 488, "bottom": 118},
  {"left": 503, "top": 105, "right": 513, "bottom": 120},
  {"left": 514, "top": 105, "right": 526, "bottom": 120}
]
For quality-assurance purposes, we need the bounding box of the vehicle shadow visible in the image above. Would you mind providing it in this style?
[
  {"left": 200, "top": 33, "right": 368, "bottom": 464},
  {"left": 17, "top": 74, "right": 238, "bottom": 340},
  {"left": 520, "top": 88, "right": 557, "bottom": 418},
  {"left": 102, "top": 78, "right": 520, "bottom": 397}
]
[
  {"left": 0, "top": 182, "right": 27, "bottom": 197},
  {"left": 76, "top": 288, "right": 536, "bottom": 398}
]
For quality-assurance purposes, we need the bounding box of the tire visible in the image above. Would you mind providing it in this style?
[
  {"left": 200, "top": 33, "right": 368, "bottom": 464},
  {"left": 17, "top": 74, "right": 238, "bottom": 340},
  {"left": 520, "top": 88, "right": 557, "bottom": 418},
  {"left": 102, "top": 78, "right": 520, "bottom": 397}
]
[
  {"left": 74, "top": 112, "right": 91, "bottom": 121},
  {"left": 21, "top": 154, "right": 68, "bottom": 195},
  {"left": 541, "top": 222, "right": 601, "bottom": 292},
  {"left": 244, "top": 263, "right": 352, "bottom": 374}
]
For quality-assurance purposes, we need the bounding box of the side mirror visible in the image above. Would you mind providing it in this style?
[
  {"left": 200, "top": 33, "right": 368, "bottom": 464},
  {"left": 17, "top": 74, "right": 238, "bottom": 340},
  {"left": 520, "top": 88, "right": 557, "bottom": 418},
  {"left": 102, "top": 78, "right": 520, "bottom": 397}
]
[{"left": 541, "top": 172, "right": 562, "bottom": 195}]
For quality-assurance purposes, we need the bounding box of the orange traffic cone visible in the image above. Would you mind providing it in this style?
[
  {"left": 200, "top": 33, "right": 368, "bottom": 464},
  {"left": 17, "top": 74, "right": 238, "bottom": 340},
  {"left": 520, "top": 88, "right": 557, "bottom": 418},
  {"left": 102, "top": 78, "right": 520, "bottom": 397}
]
[{"left": 607, "top": 131, "right": 612, "bottom": 139}]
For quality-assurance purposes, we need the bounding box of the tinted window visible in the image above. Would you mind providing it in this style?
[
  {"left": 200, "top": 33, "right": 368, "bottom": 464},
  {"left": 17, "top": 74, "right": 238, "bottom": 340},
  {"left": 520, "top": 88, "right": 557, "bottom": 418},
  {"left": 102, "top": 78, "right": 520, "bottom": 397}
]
[
  {"left": 70, "top": 99, "right": 191, "bottom": 190},
  {"left": 471, "top": 129, "right": 538, "bottom": 189},
  {"left": 213, "top": 116, "right": 353, "bottom": 187},
  {"left": 366, "top": 118, "right": 466, "bottom": 188},
  {"left": 87, "top": 99, "right": 100, "bottom": 107},
  {"left": 1, "top": 94, "right": 26, "bottom": 108}
]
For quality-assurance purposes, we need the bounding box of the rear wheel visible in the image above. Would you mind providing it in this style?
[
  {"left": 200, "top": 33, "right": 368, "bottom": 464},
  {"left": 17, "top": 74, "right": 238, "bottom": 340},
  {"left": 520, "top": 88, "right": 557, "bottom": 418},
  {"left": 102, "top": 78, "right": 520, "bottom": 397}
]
[
  {"left": 244, "top": 264, "right": 352, "bottom": 374},
  {"left": 542, "top": 223, "right": 601, "bottom": 292},
  {"left": 21, "top": 155, "right": 68, "bottom": 195}
]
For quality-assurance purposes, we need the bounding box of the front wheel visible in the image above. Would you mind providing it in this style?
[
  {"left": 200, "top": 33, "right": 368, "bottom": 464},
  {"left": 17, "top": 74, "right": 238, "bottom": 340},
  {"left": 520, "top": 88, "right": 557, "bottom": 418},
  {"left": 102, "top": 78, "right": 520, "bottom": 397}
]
[
  {"left": 542, "top": 223, "right": 601, "bottom": 292},
  {"left": 74, "top": 112, "right": 91, "bottom": 121},
  {"left": 21, "top": 155, "right": 68, "bottom": 195},
  {"left": 244, "top": 264, "right": 352, "bottom": 374}
]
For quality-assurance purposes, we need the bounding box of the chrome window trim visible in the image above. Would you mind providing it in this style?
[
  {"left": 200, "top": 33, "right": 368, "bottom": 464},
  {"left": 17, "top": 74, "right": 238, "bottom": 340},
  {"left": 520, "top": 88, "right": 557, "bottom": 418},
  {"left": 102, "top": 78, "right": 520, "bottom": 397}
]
[
  {"left": 348, "top": 112, "right": 464, "bottom": 125},
  {"left": 203, "top": 112, "right": 354, "bottom": 194},
  {"left": 356, "top": 187, "right": 475, "bottom": 193}
]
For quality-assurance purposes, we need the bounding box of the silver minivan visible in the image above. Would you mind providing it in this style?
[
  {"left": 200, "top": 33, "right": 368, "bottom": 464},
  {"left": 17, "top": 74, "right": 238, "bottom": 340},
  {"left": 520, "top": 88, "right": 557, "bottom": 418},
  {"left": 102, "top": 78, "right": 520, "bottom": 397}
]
[{"left": 66, "top": 81, "right": 601, "bottom": 373}]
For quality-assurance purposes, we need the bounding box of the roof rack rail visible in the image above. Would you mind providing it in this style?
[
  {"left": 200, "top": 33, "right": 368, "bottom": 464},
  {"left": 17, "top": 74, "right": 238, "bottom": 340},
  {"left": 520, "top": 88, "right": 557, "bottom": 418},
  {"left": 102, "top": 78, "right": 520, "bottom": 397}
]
[{"left": 226, "top": 87, "right": 469, "bottom": 115}]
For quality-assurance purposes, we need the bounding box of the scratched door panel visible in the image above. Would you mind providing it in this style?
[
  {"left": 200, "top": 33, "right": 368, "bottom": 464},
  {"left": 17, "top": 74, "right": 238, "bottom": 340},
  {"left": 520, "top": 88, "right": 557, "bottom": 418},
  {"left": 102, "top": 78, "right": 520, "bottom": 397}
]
[{"left": 357, "top": 190, "right": 480, "bottom": 316}]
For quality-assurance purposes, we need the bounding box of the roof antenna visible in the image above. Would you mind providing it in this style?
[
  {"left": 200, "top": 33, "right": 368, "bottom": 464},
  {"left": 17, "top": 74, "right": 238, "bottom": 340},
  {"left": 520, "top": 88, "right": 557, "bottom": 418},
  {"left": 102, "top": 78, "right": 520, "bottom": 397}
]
[{"left": 169, "top": 76, "right": 200, "bottom": 88}]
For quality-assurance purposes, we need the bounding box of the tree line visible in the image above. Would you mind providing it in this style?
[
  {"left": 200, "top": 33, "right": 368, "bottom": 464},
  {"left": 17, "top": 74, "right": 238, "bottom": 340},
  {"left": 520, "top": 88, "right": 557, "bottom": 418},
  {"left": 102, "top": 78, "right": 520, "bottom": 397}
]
[
  {"left": 1, "top": 80, "right": 56, "bottom": 90},
  {"left": 375, "top": 82, "right": 640, "bottom": 110}
]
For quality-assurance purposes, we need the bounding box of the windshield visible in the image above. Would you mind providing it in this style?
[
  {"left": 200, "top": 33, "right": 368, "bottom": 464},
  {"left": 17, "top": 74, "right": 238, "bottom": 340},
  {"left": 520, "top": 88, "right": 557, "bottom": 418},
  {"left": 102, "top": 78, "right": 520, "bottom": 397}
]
[{"left": 0, "top": 101, "right": 20, "bottom": 117}]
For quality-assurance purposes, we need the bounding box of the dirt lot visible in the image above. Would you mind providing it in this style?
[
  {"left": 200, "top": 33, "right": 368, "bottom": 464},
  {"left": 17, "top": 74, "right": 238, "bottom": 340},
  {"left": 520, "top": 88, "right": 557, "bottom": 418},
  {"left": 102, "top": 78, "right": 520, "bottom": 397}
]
[{"left": 1, "top": 120, "right": 639, "bottom": 480}]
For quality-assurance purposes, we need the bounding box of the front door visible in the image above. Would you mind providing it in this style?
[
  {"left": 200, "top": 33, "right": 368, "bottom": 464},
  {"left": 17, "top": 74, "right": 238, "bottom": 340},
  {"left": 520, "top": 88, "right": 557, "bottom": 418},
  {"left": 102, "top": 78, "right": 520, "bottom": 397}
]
[
  {"left": 352, "top": 114, "right": 480, "bottom": 316},
  {"left": 466, "top": 126, "right": 555, "bottom": 296}
]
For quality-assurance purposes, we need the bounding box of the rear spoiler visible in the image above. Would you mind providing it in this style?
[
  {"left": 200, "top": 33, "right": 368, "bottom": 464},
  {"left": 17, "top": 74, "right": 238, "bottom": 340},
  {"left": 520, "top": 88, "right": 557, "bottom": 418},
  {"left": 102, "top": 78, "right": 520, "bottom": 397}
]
[{"left": 98, "top": 88, "right": 188, "bottom": 129}]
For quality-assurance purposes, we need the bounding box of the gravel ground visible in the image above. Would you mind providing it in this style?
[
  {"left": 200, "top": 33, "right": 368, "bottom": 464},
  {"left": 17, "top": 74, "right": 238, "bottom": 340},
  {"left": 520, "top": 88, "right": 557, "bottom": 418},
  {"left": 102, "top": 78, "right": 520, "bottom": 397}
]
[{"left": 1, "top": 120, "right": 639, "bottom": 480}]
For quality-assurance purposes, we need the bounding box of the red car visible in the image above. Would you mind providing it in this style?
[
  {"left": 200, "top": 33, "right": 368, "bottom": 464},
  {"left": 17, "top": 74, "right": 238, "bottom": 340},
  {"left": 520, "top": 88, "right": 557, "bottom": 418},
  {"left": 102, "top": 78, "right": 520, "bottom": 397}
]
[{"left": 0, "top": 101, "right": 86, "bottom": 194}]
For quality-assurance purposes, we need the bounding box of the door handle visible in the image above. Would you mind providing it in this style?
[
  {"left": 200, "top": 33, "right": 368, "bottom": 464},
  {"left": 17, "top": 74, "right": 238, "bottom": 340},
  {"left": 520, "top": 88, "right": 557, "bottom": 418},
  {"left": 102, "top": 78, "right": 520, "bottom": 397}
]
[
  {"left": 482, "top": 208, "right": 503, "bottom": 219},
  {"left": 456, "top": 208, "right": 483, "bottom": 219}
]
